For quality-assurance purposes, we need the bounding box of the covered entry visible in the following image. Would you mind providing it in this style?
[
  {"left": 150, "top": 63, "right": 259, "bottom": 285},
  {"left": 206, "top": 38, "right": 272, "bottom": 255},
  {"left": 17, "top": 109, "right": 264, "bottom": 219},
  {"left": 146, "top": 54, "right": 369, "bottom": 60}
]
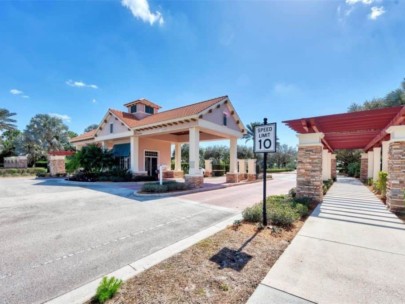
[{"left": 283, "top": 106, "right": 405, "bottom": 212}]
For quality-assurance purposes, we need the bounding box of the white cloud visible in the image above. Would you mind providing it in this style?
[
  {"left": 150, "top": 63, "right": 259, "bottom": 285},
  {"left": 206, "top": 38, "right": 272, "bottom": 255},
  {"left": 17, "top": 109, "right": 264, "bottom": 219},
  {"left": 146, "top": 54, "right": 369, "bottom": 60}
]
[
  {"left": 66, "top": 80, "right": 98, "bottom": 89},
  {"left": 121, "top": 0, "right": 164, "bottom": 26},
  {"left": 369, "top": 6, "right": 385, "bottom": 20},
  {"left": 346, "top": 0, "right": 374, "bottom": 5},
  {"left": 49, "top": 113, "right": 71, "bottom": 123},
  {"left": 10, "top": 89, "right": 23, "bottom": 95},
  {"left": 273, "top": 83, "right": 299, "bottom": 96},
  {"left": 22, "top": 95, "right": 29, "bottom": 99},
  {"left": 92, "top": 99, "right": 97, "bottom": 103}
]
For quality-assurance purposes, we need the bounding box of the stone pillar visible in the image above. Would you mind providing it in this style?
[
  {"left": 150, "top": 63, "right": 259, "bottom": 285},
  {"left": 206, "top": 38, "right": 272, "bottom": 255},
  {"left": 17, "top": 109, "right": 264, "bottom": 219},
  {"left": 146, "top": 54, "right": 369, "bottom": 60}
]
[
  {"left": 174, "top": 143, "right": 182, "bottom": 171},
  {"left": 367, "top": 150, "right": 374, "bottom": 179},
  {"left": 322, "top": 149, "right": 331, "bottom": 181},
  {"left": 247, "top": 159, "right": 257, "bottom": 181},
  {"left": 331, "top": 154, "right": 337, "bottom": 180},
  {"left": 360, "top": 153, "right": 368, "bottom": 182},
  {"left": 386, "top": 126, "right": 405, "bottom": 212},
  {"left": 226, "top": 137, "right": 238, "bottom": 183},
  {"left": 185, "top": 127, "right": 203, "bottom": 187},
  {"left": 373, "top": 147, "right": 381, "bottom": 180},
  {"left": 130, "top": 136, "right": 139, "bottom": 173},
  {"left": 382, "top": 141, "right": 389, "bottom": 172},
  {"left": 296, "top": 133, "right": 324, "bottom": 203},
  {"left": 204, "top": 159, "right": 212, "bottom": 177},
  {"left": 48, "top": 155, "right": 66, "bottom": 176}
]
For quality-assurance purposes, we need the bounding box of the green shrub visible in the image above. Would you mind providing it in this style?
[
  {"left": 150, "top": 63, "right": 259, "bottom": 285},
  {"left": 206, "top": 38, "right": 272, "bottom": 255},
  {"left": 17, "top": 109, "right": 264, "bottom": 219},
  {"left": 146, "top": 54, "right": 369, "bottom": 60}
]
[
  {"left": 375, "top": 171, "right": 388, "bottom": 198},
  {"left": 268, "top": 204, "right": 300, "bottom": 227},
  {"left": 347, "top": 162, "right": 360, "bottom": 177},
  {"left": 141, "top": 181, "right": 190, "bottom": 193},
  {"left": 266, "top": 168, "right": 294, "bottom": 173},
  {"left": 288, "top": 187, "right": 296, "bottom": 198},
  {"left": 367, "top": 178, "right": 373, "bottom": 186},
  {"left": 95, "top": 276, "right": 122, "bottom": 303},
  {"left": 242, "top": 204, "right": 262, "bottom": 222},
  {"left": 0, "top": 167, "right": 47, "bottom": 177}
]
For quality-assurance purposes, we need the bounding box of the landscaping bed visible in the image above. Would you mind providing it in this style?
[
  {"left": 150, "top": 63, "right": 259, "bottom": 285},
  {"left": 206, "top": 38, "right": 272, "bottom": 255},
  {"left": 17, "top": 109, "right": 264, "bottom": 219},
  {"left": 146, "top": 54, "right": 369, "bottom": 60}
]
[
  {"left": 106, "top": 221, "right": 304, "bottom": 304},
  {"left": 140, "top": 181, "right": 191, "bottom": 193},
  {"left": 0, "top": 167, "right": 47, "bottom": 177}
]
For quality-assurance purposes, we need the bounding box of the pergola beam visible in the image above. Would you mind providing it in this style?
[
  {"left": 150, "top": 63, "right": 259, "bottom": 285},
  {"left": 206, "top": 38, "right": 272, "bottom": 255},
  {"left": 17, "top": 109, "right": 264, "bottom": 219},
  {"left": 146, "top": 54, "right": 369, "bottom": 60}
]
[
  {"left": 364, "top": 106, "right": 405, "bottom": 152},
  {"left": 309, "top": 119, "right": 333, "bottom": 152}
]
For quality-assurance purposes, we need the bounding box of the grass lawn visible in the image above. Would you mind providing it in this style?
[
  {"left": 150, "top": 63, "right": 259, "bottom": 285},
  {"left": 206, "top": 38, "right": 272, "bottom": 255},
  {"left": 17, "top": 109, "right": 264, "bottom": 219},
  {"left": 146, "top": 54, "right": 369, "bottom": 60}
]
[{"left": 105, "top": 220, "right": 304, "bottom": 304}]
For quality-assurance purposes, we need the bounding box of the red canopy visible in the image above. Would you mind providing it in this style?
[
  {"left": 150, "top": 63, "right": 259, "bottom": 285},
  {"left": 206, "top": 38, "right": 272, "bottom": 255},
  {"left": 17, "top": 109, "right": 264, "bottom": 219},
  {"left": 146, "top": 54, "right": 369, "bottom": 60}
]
[
  {"left": 283, "top": 106, "right": 405, "bottom": 152},
  {"left": 48, "top": 151, "right": 75, "bottom": 156}
]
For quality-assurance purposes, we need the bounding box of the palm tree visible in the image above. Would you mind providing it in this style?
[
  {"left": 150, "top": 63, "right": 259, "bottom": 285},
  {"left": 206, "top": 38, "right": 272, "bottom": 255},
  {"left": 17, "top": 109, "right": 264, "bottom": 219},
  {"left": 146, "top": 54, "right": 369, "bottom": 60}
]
[
  {"left": 0, "top": 108, "right": 17, "bottom": 131},
  {"left": 243, "top": 121, "right": 261, "bottom": 143}
]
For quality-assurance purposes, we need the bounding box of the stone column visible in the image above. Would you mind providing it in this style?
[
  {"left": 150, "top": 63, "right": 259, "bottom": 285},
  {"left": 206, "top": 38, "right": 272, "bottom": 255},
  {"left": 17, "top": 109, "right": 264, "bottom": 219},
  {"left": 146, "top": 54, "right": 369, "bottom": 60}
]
[
  {"left": 331, "top": 154, "right": 337, "bottom": 180},
  {"left": 386, "top": 126, "right": 405, "bottom": 212},
  {"left": 296, "top": 133, "right": 324, "bottom": 203},
  {"left": 48, "top": 155, "right": 66, "bottom": 176},
  {"left": 204, "top": 159, "right": 212, "bottom": 177},
  {"left": 185, "top": 127, "right": 203, "bottom": 188},
  {"left": 360, "top": 153, "right": 368, "bottom": 182},
  {"left": 382, "top": 141, "right": 389, "bottom": 172},
  {"left": 226, "top": 137, "right": 239, "bottom": 183},
  {"left": 247, "top": 159, "right": 257, "bottom": 181},
  {"left": 238, "top": 159, "right": 247, "bottom": 180},
  {"left": 367, "top": 150, "right": 374, "bottom": 179},
  {"left": 322, "top": 149, "right": 331, "bottom": 181},
  {"left": 130, "top": 136, "right": 139, "bottom": 173}
]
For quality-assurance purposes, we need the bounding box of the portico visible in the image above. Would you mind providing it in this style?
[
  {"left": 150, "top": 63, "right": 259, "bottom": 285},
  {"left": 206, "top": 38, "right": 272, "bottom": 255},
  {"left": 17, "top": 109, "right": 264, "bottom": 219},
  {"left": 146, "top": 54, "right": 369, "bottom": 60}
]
[{"left": 70, "top": 96, "right": 246, "bottom": 186}]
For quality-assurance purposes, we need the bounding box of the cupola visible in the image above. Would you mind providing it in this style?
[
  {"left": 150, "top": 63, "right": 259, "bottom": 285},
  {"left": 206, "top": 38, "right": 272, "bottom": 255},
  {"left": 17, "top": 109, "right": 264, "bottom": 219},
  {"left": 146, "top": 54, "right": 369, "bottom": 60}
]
[{"left": 124, "top": 98, "right": 161, "bottom": 120}]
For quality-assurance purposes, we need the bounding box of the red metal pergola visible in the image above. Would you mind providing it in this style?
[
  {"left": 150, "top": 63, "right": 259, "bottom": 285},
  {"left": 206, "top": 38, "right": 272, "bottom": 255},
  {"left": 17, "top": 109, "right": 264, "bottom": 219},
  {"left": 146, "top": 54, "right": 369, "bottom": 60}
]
[{"left": 283, "top": 106, "right": 405, "bottom": 152}]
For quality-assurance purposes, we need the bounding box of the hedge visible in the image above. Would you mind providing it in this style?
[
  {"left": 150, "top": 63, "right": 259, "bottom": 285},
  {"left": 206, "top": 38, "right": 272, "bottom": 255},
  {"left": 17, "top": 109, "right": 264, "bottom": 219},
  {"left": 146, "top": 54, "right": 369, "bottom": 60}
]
[{"left": 0, "top": 168, "right": 47, "bottom": 177}]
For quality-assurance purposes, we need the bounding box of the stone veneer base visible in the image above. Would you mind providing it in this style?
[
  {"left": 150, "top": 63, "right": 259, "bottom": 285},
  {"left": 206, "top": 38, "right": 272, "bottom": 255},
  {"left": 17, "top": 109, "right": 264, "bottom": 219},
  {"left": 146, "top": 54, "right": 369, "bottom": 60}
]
[
  {"left": 163, "top": 171, "right": 184, "bottom": 178},
  {"left": 360, "top": 158, "right": 368, "bottom": 182},
  {"left": 185, "top": 174, "right": 204, "bottom": 188}
]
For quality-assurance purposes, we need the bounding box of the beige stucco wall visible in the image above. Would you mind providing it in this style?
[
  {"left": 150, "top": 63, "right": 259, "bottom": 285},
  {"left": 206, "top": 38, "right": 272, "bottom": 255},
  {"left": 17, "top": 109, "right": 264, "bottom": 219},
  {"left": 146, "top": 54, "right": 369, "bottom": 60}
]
[
  {"left": 138, "top": 138, "right": 171, "bottom": 171},
  {"left": 202, "top": 103, "right": 240, "bottom": 132},
  {"left": 98, "top": 114, "right": 130, "bottom": 137}
]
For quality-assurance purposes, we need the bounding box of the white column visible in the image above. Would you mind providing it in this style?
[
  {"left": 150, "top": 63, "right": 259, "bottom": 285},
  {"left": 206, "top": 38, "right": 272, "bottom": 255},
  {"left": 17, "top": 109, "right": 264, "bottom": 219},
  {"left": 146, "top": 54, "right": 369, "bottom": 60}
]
[
  {"left": 322, "top": 149, "right": 329, "bottom": 180},
  {"left": 238, "top": 159, "right": 246, "bottom": 174},
  {"left": 248, "top": 159, "right": 256, "bottom": 174},
  {"left": 367, "top": 150, "right": 374, "bottom": 179},
  {"left": 188, "top": 127, "right": 201, "bottom": 175},
  {"left": 130, "top": 136, "right": 139, "bottom": 172},
  {"left": 229, "top": 137, "right": 238, "bottom": 173},
  {"left": 204, "top": 159, "right": 212, "bottom": 172},
  {"left": 101, "top": 141, "right": 106, "bottom": 149},
  {"left": 174, "top": 143, "right": 182, "bottom": 171},
  {"left": 382, "top": 141, "right": 389, "bottom": 172},
  {"left": 373, "top": 147, "right": 381, "bottom": 179}
]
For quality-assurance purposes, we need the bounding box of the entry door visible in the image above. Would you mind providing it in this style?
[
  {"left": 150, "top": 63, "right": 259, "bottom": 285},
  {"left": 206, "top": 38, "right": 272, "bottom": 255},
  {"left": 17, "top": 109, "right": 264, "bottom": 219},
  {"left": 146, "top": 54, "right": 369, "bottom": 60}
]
[{"left": 145, "top": 151, "right": 158, "bottom": 177}]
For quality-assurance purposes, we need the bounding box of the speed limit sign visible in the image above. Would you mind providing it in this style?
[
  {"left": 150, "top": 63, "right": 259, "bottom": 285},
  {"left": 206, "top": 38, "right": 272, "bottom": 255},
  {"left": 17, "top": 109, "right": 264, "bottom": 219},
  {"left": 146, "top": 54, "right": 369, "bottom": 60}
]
[{"left": 254, "top": 122, "right": 276, "bottom": 153}]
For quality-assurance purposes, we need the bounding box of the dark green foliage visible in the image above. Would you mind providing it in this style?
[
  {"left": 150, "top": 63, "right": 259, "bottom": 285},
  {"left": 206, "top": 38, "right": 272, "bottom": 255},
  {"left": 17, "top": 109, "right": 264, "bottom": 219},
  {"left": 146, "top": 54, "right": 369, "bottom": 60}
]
[
  {"left": 348, "top": 79, "right": 405, "bottom": 112},
  {"left": 336, "top": 149, "right": 361, "bottom": 176},
  {"left": 0, "top": 167, "right": 47, "bottom": 177},
  {"left": 323, "top": 179, "right": 334, "bottom": 195},
  {"left": 74, "top": 144, "right": 115, "bottom": 173},
  {"left": 0, "top": 108, "right": 17, "bottom": 131},
  {"left": 267, "top": 168, "right": 294, "bottom": 173},
  {"left": 242, "top": 194, "right": 310, "bottom": 227},
  {"left": 288, "top": 187, "right": 296, "bottom": 198},
  {"left": 95, "top": 276, "right": 122, "bottom": 303},
  {"left": 347, "top": 162, "right": 360, "bottom": 178},
  {"left": 141, "top": 181, "right": 191, "bottom": 193}
]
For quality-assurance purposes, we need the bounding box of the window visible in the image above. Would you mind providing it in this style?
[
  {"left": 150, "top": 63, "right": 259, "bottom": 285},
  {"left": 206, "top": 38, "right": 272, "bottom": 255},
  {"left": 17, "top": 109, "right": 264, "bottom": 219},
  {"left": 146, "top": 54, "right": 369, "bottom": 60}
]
[
  {"left": 110, "top": 123, "right": 114, "bottom": 133},
  {"left": 223, "top": 114, "right": 228, "bottom": 126},
  {"left": 130, "top": 105, "right": 137, "bottom": 113},
  {"left": 145, "top": 105, "right": 154, "bottom": 114}
]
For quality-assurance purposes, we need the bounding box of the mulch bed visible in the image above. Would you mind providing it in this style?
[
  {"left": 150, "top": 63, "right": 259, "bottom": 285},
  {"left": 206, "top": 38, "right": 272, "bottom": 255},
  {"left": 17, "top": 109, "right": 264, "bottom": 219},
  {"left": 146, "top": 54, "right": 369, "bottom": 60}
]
[{"left": 107, "top": 221, "right": 304, "bottom": 304}]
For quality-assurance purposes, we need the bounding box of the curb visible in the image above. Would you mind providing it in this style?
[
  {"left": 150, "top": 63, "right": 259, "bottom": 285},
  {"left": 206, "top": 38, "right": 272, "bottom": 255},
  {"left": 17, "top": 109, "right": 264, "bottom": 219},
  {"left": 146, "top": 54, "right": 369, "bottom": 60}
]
[
  {"left": 45, "top": 213, "right": 242, "bottom": 304},
  {"left": 134, "top": 178, "right": 264, "bottom": 198}
]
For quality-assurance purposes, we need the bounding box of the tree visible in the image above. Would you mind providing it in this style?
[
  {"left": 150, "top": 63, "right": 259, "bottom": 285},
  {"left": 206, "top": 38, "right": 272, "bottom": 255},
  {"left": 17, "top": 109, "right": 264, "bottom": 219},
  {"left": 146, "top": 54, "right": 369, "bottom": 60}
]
[
  {"left": 0, "top": 129, "right": 21, "bottom": 159},
  {"left": 70, "top": 144, "right": 115, "bottom": 173},
  {"left": 348, "top": 78, "right": 405, "bottom": 112},
  {"left": 0, "top": 108, "right": 17, "bottom": 131},
  {"left": 335, "top": 149, "right": 361, "bottom": 176},
  {"left": 16, "top": 114, "right": 70, "bottom": 164},
  {"left": 68, "top": 131, "right": 78, "bottom": 138},
  {"left": 84, "top": 124, "right": 99, "bottom": 133},
  {"left": 243, "top": 122, "right": 261, "bottom": 143}
]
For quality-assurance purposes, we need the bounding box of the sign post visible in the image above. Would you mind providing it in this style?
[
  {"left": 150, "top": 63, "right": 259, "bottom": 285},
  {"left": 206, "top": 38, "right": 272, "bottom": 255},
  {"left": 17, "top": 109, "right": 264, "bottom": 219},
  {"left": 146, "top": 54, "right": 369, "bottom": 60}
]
[{"left": 254, "top": 118, "right": 277, "bottom": 226}]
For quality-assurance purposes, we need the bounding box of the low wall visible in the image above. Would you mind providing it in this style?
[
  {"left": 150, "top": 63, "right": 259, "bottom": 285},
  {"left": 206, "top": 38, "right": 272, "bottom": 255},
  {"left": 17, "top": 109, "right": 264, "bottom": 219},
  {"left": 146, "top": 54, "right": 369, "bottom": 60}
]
[{"left": 4, "top": 156, "right": 28, "bottom": 169}]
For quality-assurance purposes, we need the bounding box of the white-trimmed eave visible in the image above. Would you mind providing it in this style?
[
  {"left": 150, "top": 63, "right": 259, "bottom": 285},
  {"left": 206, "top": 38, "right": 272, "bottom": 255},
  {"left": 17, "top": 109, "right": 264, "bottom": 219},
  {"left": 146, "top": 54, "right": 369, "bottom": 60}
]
[
  {"left": 198, "top": 96, "right": 246, "bottom": 135},
  {"left": 93, "top": 109, "right": 133, "bottom": 139},
  {"left": 132, "top": 114, "right": 200, "bottom": 133}
]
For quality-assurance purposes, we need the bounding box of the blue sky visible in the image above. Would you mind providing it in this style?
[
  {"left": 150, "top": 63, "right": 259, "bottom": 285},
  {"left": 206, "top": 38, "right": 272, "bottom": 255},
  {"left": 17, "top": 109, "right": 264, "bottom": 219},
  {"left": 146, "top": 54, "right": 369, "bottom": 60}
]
[{"left": 1, "top": 0, "right": 405, "bottom": 147}]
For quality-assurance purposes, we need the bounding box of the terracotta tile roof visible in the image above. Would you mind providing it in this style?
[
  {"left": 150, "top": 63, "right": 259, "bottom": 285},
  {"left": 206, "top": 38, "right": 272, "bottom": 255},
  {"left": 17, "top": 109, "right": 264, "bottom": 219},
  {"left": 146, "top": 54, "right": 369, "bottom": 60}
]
[
  {"left": 111, "top": 96, "right": 228, "bottom": 129},
  {"left": 70, "top": 129, "right": 96, "bottom": 142},
  {"left": 123, "top": 98, "right": 162, "bottom": 109}
]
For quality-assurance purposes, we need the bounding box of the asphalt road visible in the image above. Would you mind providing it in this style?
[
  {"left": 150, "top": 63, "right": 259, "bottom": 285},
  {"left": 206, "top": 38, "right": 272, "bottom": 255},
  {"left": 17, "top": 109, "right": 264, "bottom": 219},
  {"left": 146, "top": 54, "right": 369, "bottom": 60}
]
[{"left": 0, "top": 173, "right": 295, "bottom": 304}]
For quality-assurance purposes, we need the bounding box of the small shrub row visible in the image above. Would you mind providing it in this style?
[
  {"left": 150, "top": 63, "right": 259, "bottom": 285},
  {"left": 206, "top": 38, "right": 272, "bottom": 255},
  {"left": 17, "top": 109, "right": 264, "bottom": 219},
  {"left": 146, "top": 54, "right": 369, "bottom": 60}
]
[
  {"left": 141, "top": 181, "right": 191, "bottom": 193},
  {"left": 266, "top": 168, "right": 294, "bottom": 173},
  {"left": 95, "top": 276, "right": 122, "bottom": 303},
  {"left": 373, "top": 171, "right": 388, "bottom": 198},
  {"left": 323, "top": 179, "right": 334, "bottom": 195},
  {"left": 67, "top": 170, "right": 157, "bottom": 182},
  {"left": 0, "top": 167, "right": 47, "bottom": 177},
  {"left": 242, "top": 194, "right": 310, "bottom": 227}
]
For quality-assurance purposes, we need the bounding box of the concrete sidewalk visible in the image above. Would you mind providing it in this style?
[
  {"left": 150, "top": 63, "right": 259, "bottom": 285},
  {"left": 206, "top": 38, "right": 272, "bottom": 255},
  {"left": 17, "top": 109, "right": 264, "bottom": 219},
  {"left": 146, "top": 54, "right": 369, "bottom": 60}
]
[{"left": 248, "top": 177, "right": 405, "bottom": 304}]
